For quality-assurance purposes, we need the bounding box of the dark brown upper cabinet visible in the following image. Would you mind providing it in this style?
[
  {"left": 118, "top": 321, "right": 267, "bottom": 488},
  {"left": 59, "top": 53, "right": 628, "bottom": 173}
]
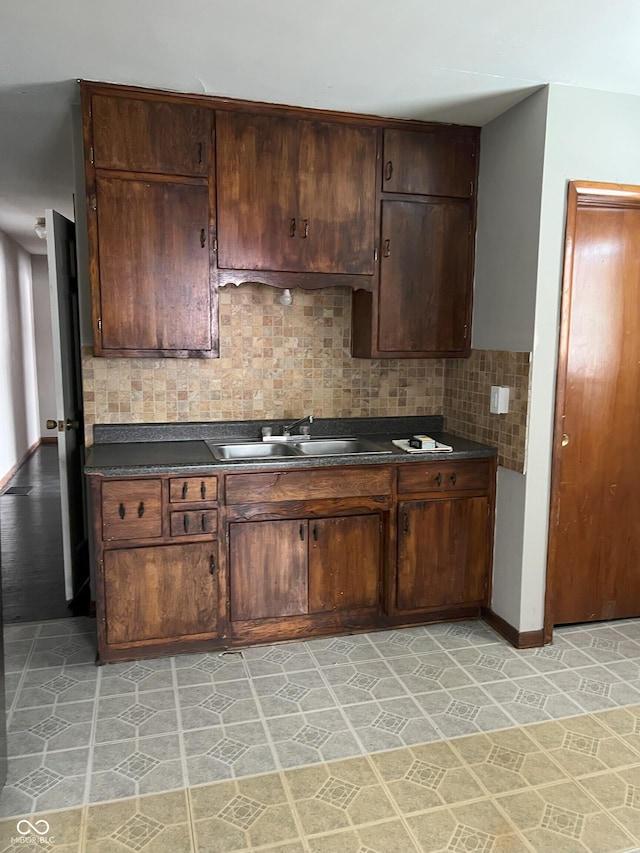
[
  {"left": 91, "top": 93, "right": 211, "bottom": 176},
  {"left": 215, "top": 111, "right": 377, "bottom": 285},
  {"left": 82, "top": 83, "right": 217, "bottom": 358},
  {"left": 382, "top": 127, "right": 477, "bottom": 198},
  {"left": 352, "top": 124, "right": 479, "bottom": 358}
]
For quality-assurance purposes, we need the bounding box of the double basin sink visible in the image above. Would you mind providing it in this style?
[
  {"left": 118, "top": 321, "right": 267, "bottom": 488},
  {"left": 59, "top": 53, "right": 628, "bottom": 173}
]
[{"left": 206, "top": 437, "right": 391, "bottom": 462}]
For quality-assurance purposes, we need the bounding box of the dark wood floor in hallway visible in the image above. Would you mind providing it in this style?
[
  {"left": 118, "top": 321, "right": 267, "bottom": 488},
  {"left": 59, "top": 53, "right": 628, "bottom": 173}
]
[{"left": 0, "top": 444, "right": 70, "bottom": 622}]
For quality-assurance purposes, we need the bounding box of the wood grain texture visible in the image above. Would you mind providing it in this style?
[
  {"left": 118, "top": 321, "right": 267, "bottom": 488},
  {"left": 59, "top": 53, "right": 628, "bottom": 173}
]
[
  {"left": 382, "top": 127, "right": 477, "bottom": 198},
  {"left": 308, "top": 514, "right": 380, "bottom": 613},
  {"left": 225, "top": 466, "right": 394, "bottom": 504},
  {"left": 377, "top": 199, "right": 472, "bottom": 354},
  {"left": 229, "top": 519, "right": 308, "bottom": 621},
  {"left": 95, "top": 174, "right": 212, "bottom": 354},
  {"left": 547, "top": 181, "right": 640, "bottom": 626},
  {"left": 104, "top": 542, "right": 218, "bottom": 644},
  {"left": 101, "top": 479, "right": 162, "bottom": 541},
  {"left": 397, "top": 459, "right": 491, "bottom": 495},
  {"left": 216, "top": 111, "right": 377, "bottom": 275},
  {"left": 396, "top": 496, "right": 489, "bottom": 611},
  {"left": 91, "top": 93, "right": 211, "bottom": 176}
]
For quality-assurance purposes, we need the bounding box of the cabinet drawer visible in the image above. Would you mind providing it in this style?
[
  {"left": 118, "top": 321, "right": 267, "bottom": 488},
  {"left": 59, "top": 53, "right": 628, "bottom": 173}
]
[
  {"left": 170, "top": 509, "right": 218, "bottom": 538},
  {"left": 169, "top": 476, "right": 218, "bottom": 503},
  {"left": 398, "top": 460, "right": 491, "bottom": 495},
  {"left": 225, "top": 466, "right": 393, "bottom": 504},
  {"left": 102, "top": 480, "right": 162, "bottom": 540}
]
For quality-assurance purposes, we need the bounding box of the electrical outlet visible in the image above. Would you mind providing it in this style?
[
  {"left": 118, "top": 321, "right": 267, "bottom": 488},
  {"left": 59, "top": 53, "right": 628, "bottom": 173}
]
[{"left": 490, "top": 385, "right": 510, "bottom": 414}]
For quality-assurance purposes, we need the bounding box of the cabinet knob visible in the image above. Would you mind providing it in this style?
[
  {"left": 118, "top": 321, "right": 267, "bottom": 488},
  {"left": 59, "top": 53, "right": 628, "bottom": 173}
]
[
  {"left": 289, "top": 218, "right": 296, "bottom": 237},
  {"left": 383, "top": 239, "right": 391, "bottom": 258},
  {"left": 182, "top": 482, "right": 189, "bottom": 499},
  {"left": 384, "top": 160, "right": 393, "bottom": 181},
  {"left": 402, "top": 512, "right": 410, "bottom": 533},
  {"left": 562, "top": 433, "right": 570, "bottom": 447},
  {"left": 449, "top": 472, "right": 457, "bottom": 486},
  {"left": 435, "top": 473, "right": 442, "bottom": 486},
  {"left": 299, "top": 524, "right": 305, "bottom": 541},
  {"left": 302, "top": 219, "right": 309, "bottom": 239},
  {"left": 209, "top": 553, "right": 216, "bottom": 575},
  {"left": 137, "top": 501, "right": 145, "bottom": 517},
  {"left": 200, "top": 228, "right": 206, "bottom": 249},
  {"left": 200, "top": 481, "right": 207, "bottom": 499},
  {"left": 118, "top": 503, "right": 125, "bottom": 519},
  {"left": 183, "top": 514, "right": 190, "bottom": 533}
]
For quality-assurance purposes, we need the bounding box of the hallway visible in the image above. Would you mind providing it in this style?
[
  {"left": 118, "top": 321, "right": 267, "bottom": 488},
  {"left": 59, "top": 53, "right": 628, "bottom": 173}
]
[{"left": 1, "top": 444, "right": 69, "bottom": 623}]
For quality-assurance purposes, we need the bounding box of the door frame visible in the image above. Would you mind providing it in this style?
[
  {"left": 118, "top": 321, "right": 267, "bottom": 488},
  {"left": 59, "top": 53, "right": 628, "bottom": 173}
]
[{"left": 544, "top": 180, "right": 640, "bottom": 641}]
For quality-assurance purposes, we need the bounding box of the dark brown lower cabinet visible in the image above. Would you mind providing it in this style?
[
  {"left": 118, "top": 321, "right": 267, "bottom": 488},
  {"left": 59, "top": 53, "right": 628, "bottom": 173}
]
[
  {"left": 229, "top": 514, "right": 382, "bottom": 626},
  {"left": 397, "top": 497, "right": 489, "bottom": 612},
  {"left": 104, "top": 542, "right": 218, "bottom": 644}
]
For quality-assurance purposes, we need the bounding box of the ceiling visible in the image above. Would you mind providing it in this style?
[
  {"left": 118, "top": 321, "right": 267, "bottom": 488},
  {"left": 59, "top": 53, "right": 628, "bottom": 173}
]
[{"left": 2, "top": 0, "right": 639, "bottom": 255}]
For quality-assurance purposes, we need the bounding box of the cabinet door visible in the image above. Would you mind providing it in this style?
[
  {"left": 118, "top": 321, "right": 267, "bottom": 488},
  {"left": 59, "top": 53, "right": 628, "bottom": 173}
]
[
  {"left": 397, "top": 498, "right": 488, "bottom": 611},
  {"left": 104, "top": 543, "right": 218, "bottom": 644},
  {"left": 382, "top": 128, "right": 476, "bottom": 198},
  {"left": 229, "top": 520, "right": 308, "bottom": 621},
  {"left": 378, "top": 200, "right": 472, "bottom": 354},
  {"left": 94, "top": 175, "right": 213, "bottom": 354},
  {"left": 216, "top": 111, "right": 376, "bottom": 274},
  {"left": 91, "top": 94, "right": 211, "bottom": 176},
  {"left": 308, "top": 515, "right": 380, "bottom": 613}
]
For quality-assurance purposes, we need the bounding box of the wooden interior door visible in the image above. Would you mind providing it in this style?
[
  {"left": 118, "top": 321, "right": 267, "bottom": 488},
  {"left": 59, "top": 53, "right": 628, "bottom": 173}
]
[
  {"left": 547, "top": 182, "right": 640, "bottom": 629},
  {"left": 308, "top": 515, "right": 380, "bottom": 612},
  {"left": 229, "top": 520, "right": 308, "bottom": 621}
]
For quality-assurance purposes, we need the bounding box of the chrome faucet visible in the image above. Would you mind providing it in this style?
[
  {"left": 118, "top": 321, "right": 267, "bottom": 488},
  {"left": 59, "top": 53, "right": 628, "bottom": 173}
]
[{"left": 283, "top": 414, "right": 314, "bottom": 437}]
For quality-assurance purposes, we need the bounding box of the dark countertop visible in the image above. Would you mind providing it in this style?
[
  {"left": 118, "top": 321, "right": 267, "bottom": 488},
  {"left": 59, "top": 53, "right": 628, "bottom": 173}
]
[{"left": 85, "top": 416, "right": 497, "bottom": 476}]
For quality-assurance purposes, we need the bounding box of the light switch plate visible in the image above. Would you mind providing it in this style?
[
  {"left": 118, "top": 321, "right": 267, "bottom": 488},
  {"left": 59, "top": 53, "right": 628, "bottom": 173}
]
[{"left": 490, "top": 385, "right": 510, "bottom": 414}]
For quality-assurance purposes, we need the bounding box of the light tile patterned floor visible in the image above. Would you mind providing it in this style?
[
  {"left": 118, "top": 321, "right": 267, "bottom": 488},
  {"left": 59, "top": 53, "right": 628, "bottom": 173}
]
[{"left": 3, "top": 617, "right": 640, "bottom": 851}]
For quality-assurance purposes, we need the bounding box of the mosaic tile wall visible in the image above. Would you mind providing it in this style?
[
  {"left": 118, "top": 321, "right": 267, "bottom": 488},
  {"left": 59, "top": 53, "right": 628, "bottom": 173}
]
[
  {"left": 81, "top": 285, "right": 445, "bottom": 445},
  {"left": 443, "top": 350, "right": 531, "bottom": 473}
]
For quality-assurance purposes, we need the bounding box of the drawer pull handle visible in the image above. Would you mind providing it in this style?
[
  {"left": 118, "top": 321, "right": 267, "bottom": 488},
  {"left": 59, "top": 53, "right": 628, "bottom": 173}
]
[
  {"left": 299, "top": 524, "right": 305, "bottom": 541},
  {"left": 183, "top": 514, "right": 190, "bottom": 533},
  {"left": 200, "top": 228, "right": 206, "bottom": 249},
  {"left": 435, "top": 473, "right": 442, "bottom": 486},
  {"left": 385, "top": 160, "right": 393, "bottom": 181},
  {"left": 209, "top": 553, "right": 216, "bottom": 575},
  {"left": 383, "top": 239, "right": 391, "bottom": 258},
  {"left": 182, "top": 482, "right": 188, "bottom": 500},
  {"left": 450, "top": 472, "right": 457, "bottom": 485},
  {"left": 118, "top": 503, "right": 125, "bottom": 519},
  {"left": 402, "top": 512, "right": 410, "bottom": 534},
  {"left": 289, "top": 217, "right": 296, "bottom": 237},
  {"left": 302, "top": 219, "right": 309, "bottom": 239},
  {"left": 138, "top": 502, "right": 144, "bottom": 518},
  {"left": 201, "top": 513, "right": 207, "bottom": 532},
  {"left": 313, "top": 525, "right": 318, "bottom": 541},
  {"left": 200, "top": 481, "right": 206, "bottom": 500}
]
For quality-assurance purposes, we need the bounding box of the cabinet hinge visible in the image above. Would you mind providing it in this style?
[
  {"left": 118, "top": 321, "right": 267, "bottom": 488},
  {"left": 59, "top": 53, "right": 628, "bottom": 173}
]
[
  {"left": 89, "top": 146, "right": 94, "bottom": 164},
  {"left": 97, "top": 317, "right": 102, "bottom": 333},
  {"left": 99, "top": 559, "right": 104, "bottom": 576},
  {"left": 374, "top": 247, "right": 378, "bottom": 262},
  {"left": 213, "top": 238, "right": 218, "bottom": 253},
  {"left": 469, "top": 181, "right": 474, "bottom": 197},
  {"left": 463, "top": 324, "right": 468, "bottom": 339},
  {"left": 89, "top": 194, "right": 97, "bottom": 211}
]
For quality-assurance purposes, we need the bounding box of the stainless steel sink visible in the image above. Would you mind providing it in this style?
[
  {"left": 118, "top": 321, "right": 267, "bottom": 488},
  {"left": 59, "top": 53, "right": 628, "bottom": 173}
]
[
  {"left": 206, "top": 436, "right": 392, "bottom": 461},
  {"left": 293, "top": 437, "right": 391, "bottom": 456},
  {"left": 206, "top": 441, "right": 300, "bottom": 461}
]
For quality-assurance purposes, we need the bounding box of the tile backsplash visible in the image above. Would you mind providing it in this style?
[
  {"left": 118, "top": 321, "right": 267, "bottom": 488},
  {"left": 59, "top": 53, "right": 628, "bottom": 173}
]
[
  {"left": 443, "top": 350, "right": 531, "bottom": 473},
  {"left": 82, "top": 285, "right": 530, "bottom": 472},
  {"left": 82, "top": 285, "right": 444, "bottom": 445}
]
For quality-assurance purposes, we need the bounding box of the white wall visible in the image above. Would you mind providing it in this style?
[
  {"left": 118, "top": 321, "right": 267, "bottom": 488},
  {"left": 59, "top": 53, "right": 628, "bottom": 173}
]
[
  {"left": 473, "top": 88, "right": 548, "bottom": 630},
  {"left": 0, "top": 229, "right": 40, "bottom": 480},
  {"left": 31, "top": 254, "right": 56, "bottom": 436},
  {"left": 519, "top": 83, "right": 640, "bottom": 632},
  {"left": 477, "top": 83, "right": 640, "bottom": 634}
]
